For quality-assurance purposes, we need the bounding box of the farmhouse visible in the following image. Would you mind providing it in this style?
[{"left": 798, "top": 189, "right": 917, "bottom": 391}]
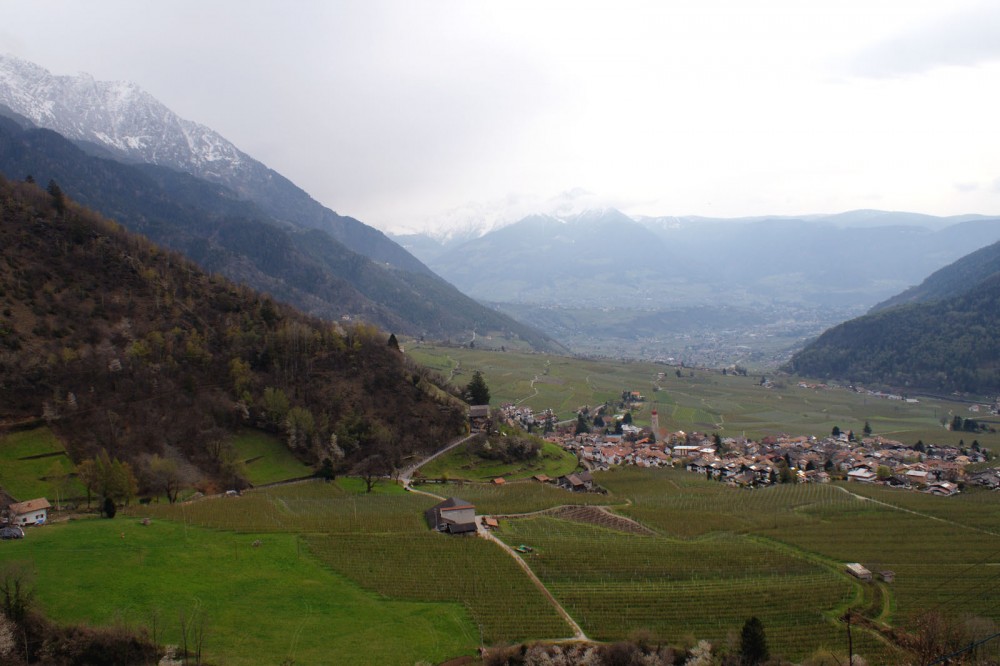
[
  {"left": 557, "top": 471, "right": 594, "bottom": 492},
  {"left": 425, "top": 497, "right": 477, "bottom": 535},
  {"left": 7, "top": 498, "right": 50, "bottom": 526}
]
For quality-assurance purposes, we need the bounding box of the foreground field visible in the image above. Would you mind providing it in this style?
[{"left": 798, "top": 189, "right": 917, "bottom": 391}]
[
  {"left": 2, "top": 468, "right": 998, "bottom": 664},
  {"left": 407, "top": 344, "right": 997, "bottom": 446}
]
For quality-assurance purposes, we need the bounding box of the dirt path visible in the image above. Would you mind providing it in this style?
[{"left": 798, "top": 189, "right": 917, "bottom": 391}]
[
  {"left": 477, "top": 517, "right": 589, "bottom": 641},
  {"left": 400, "top": 433, "right": 477, "bottom": 487},
  {"left": 832, "top": 485, "right": 1000, "bottom": 537}
]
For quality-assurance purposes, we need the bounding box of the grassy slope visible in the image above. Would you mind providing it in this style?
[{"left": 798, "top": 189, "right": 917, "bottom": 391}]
[
  {"left": 0, "top": 517, "right": 472, "bottom": 666},
  {"left": 0, "top": 427, "right": 84, "bottom": 501},
  {"left": 231, "top": 429, "right": 312, "bottom": 486},
  {"left": 407, "top": 345, "right": 996, "bottom": 446},
  {"left": 416, "top": 440, "right": 580, "bottom": 481}
]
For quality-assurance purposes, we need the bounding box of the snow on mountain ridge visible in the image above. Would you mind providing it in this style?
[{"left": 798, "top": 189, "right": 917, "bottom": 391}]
[{"left": 0, "top": 53, "right": 249, "bottom": 184}]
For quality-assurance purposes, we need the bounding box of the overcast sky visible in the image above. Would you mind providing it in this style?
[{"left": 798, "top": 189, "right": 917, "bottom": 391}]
[{"left": 3, "top": 0, "right": 1000, "bottom": 233}]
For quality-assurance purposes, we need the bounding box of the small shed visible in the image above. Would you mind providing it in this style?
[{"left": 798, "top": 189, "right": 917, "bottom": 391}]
[
  {"left": 425, "top": 497, "right": 477, "bottom": 535},
  {"left": 492, "top": 477, "right": 506, "bottom": 486},
  {"left": 7, "top": 498, "right": 51, "bottom": 526},
  {"left": 880, "top": 570, "right": 896, "bottom": 583},
  {"left": 845, "top": 562, "right": 872, "bottom": 582}
]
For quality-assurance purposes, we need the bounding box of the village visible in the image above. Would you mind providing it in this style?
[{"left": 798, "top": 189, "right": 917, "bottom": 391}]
[{"left": 491, "top": 391, "right": 1000, "bottom": 497}]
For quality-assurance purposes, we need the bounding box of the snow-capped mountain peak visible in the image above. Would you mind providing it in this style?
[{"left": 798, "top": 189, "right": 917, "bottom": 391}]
[{"left": 0, "top": 53, "right": 247, "bottom": 184}]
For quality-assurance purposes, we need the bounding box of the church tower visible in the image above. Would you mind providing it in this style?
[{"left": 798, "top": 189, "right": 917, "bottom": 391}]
[{"left": 650, "top": 409, "right": 660, "bottom": 444}]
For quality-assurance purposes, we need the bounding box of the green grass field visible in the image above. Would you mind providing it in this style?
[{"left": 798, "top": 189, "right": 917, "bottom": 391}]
[
  {"left": 0, "top": 516, "right": 473, "bottom": 665},
  {"left": 0, "top": 427, "right": 84, "bottom": 501},
  {"left": 231, "top": 429, "right": 313, "bottom": 485},
  {"left": 416, "top": 439, "right": 580, "bottom": 481}
]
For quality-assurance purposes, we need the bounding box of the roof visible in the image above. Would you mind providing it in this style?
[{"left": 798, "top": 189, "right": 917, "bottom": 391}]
[
  {"left": 469, "top": 405, "right": 490, "bottom": 418},
  {"left": 433, "top": 497, "right": 474, "bottom": 512},
  {"left": 447, "top": 522, "right": 477, "bottom": 534},
  {"left": 492, "top": 477, "right": 506, "bottom": 485},
  {"left": 8, "top": 498, "right": 50, "bottom": 515}
]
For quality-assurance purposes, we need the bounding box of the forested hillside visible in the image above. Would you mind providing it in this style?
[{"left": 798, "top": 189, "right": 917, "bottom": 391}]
[
  {"left": 872, "top": 238, "right": 1000, "bottom": 312},
  {"left": 0, "top": 175, "right": 467, "bottom": 485},
  {"left": 786, "top": 273, "right": 1000, "bottom": 394}
]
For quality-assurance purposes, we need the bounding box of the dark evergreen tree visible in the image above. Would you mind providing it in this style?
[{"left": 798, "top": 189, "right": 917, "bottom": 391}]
[
  {"left": 387, "top": 333, "right": 400, "bottom": 350},
  {"left": 863, "top": 420, "right": 872, "bottom": 436},
  {"left": 47, "top": 179, "right": 66, "bottom": 214},
  {"left": 739, "top": 616, "right": 769, "bottom": 665},
  {"left": 575, "top": 413, "right": 589, "bottom": 435},
  {"left": 102, "top": 496, "right": 117, "bottom": 519},
  {"left": 464, "top": 370, "right": 491, "bottom": 405},
  {"left": 832, "top": 425, "right": 841, "bottom": 437}
]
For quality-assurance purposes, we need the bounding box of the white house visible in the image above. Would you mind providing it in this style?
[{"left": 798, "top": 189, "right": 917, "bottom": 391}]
[{"left": 7, "top": 498, "right": 50, "bottom": 526}]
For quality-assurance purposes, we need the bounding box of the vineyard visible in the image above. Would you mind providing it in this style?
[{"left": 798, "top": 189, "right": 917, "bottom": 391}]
[
  {"left": 3, "top": 460, "right": 996, "bottom": 664},
  {"left": 491, "top": 515, "right": 891, "bottom": 661}
]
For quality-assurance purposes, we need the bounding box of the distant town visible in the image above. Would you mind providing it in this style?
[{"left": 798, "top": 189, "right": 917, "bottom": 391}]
[{"left": 488, "top": 389, "right": 1000, "bottom": 496}]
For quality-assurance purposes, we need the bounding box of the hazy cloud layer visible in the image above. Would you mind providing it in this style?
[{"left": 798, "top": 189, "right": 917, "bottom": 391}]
[
  {"left": 2, "top": 0, "right": 999, "bottom": 232},
  {"left": 847, "top": 2, "right": 1000, "bottom": 78}
]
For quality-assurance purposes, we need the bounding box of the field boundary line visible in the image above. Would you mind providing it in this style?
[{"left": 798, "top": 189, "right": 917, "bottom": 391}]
[{"left": 832, "top": 485, "right": 1000, "bottom": 537}]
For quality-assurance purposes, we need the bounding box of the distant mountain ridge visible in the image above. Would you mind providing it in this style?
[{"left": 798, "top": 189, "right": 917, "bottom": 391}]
[
  {"left": 787, "top": 240, "right": 1000, "bottom": 394},
  {"left": 411, "top": 208, "right": 1000, "bottom": 309}
]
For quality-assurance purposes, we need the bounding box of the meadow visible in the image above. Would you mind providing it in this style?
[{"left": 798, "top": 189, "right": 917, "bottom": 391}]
[
  {"left": 231, "top": 429, "right": 313, "bottom": 486},
  {"left": 415, "top": 439, "right": 580, "bottom": 481},
  {"left": 0, "top": 426, "right": 84, "bottom": 502},
  {"left": 406, "top": 344, "right": 996, "bottom": 447}
]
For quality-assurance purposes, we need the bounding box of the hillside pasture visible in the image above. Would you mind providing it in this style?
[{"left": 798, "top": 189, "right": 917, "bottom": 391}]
[
  {"left": 231, "top": 429, "right": 312, "bottom": 485},
  {"left": 0, "top": 426, "right": 84, "bottom": 501},
  {"left": 0, "top": 516, "right": 474, "bottom": 666},
  {"left": 415, "top": 439, "right": 580, "bottom": 481}
]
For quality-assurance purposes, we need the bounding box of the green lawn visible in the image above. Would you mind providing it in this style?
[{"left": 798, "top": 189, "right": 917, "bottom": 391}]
[
  {"left": 231, "top": 429, "right": 312, "bottom": 485},
  {"left": 416, "top": 440, "right": 580, "bottom": 481},
  {"left": 0, "top": 427, "right": 84, "bottom": 501},
  {"left": 0, "top": 516, "right": 475, "bottom": 665}
]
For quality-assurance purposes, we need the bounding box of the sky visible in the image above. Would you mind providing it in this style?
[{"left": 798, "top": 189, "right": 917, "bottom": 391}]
[{"left": 2, "top": 0, "right": 1000, "bottom": 234}]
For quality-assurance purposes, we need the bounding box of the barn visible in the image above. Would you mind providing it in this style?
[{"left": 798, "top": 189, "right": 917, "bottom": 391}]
[{"left": 425, "top": 497, "right": 477, "bottom": 535}]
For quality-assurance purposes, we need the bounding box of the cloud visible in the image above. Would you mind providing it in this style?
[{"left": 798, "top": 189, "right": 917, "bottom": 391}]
[
  {"left": 954, "top": 182, "right": 980, "bottom": 193},
  {"left": 847, "top": 2, "right": 1000, "bottom": 78}
]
